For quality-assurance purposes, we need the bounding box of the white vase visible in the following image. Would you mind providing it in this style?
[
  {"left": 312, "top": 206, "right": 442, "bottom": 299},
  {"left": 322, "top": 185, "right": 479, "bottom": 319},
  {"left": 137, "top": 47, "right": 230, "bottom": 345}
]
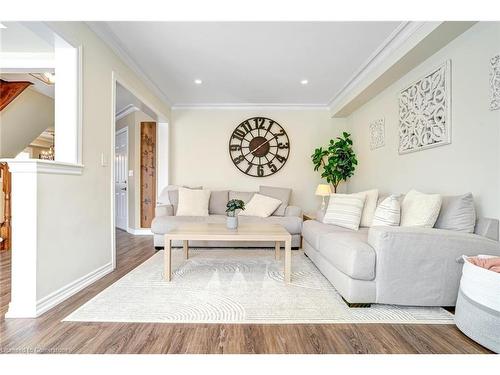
[{"left": 226, "top": 215, "right": 238, "bottom": 229}]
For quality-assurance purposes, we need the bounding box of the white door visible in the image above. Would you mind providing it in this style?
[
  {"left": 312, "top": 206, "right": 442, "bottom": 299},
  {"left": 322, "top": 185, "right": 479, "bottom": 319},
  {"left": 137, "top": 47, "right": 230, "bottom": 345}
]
[{"left": 115, "top": 128, "right": 128, "bottom": 230}]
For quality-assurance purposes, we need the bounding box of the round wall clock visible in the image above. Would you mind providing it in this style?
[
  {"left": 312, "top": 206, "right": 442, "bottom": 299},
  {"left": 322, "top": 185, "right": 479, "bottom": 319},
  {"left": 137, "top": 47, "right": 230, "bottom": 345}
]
[{"left": 229, "top": 117, "right": 290, "bottom": 177}]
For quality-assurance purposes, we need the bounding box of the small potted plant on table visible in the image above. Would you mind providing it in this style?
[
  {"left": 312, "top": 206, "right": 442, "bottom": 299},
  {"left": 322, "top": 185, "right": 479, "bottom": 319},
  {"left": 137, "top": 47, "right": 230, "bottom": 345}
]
[{"left": 225, "top": 199, "right": 245, "bottom": 229}]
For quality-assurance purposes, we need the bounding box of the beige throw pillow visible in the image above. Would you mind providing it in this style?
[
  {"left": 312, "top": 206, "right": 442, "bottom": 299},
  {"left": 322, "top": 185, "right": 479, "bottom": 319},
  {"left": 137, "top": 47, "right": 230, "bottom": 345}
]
[
  {"left": 175, "top": 188, "right": 211, "bottom": 216},
  {"left": 239, "top": 193, "right": 282, "bottom": 218},
  {"left": 400, "top": 189, "right": 442, "bottom": 227}
]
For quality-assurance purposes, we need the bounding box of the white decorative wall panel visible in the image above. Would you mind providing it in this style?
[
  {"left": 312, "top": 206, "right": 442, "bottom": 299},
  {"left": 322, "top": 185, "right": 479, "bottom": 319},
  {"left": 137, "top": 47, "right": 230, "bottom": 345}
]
[
  {"left": 490, "top": 54, "right": 500, "bottom": 111},
  {"left": 399, "top": 61, "right": 451, "bottom": 154},
  {"left": 369, "top": 118, "right": 385, "bottom": 150}
]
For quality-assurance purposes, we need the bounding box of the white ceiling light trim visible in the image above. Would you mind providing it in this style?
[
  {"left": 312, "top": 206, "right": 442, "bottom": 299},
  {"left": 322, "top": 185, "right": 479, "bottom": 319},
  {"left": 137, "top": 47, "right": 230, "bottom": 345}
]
[
  {"left": 300, "top": 79, "right": 308, "bottom": 85},
  {"left": 194, "top": 79, "right": 203, "bottom": 85},
  {"left": 171, "top": 103, "right": 330, "bottom": 110}
]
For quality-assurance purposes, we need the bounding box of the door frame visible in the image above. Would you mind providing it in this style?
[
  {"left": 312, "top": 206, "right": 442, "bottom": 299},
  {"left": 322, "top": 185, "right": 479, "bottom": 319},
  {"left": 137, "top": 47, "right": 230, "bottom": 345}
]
[{"left": 114, "top": 126, "right": 129, "bottom": 232}]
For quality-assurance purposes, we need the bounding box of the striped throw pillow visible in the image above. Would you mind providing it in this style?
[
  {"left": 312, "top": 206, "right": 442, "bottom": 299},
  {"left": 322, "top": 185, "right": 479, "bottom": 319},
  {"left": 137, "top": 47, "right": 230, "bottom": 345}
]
[
  {"left": 372, "top": 195, "right": 401, "bottom": 226},
  {"left": 322, "top": 193, "right": 366, "bottom": 230}
]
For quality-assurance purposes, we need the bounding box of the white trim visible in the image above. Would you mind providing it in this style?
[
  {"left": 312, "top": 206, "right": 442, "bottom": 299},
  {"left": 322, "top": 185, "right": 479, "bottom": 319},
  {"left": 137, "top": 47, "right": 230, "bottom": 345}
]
[
  {"left": 86, "top": 22, "right": 173, "bottom": 108},
  {"left": 35, "top": 262, "right": 114, "bottom": 316},
  {"left": 0, "top": 159, "right": 84, "bottom": 175},
  {"left": 127, "top": 227, "right": 153, "bottom": 236},
  {"left": 171, "top": 104, "right": 331, "bottom": 110},
  {"left": 115, "top": 104, "right": 140, "bottom": 121}
]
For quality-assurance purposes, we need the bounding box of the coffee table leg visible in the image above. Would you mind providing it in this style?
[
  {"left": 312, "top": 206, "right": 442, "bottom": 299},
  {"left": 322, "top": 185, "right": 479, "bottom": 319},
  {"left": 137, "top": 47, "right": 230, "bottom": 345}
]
[
  {"left": 275, "top": 241, "right": 280, "bottom": 260},
  {"left": 183, "top": 240, "right": 189, "bottom": 259},
  {"left": 284, "top": 238, "right": 291, "bottom": 283},
  {"left": 164, "top": 237, "right": 171, "bottom": 281}
]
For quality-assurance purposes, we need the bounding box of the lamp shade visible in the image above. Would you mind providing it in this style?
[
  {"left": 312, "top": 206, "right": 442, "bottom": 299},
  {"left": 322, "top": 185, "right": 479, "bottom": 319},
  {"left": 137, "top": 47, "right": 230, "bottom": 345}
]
[{"left": 315, "top": 184, "right": 332, "bottom": 196}]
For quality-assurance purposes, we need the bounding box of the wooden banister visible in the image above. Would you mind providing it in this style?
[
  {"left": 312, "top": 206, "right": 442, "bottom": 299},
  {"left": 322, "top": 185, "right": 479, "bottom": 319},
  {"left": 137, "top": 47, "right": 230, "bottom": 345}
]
[
  {"left": 0, "top": 79, "right": 32, "bottom": 112},
  {"left": 0, "top": 163, "right": 11, "bottom": 251}
]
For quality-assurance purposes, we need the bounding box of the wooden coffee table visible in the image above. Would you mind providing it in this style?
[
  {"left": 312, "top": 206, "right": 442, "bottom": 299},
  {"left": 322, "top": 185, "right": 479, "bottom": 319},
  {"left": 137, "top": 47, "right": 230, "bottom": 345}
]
[{"left": 164, "top": 223, "right": 292, "bottom": 282}]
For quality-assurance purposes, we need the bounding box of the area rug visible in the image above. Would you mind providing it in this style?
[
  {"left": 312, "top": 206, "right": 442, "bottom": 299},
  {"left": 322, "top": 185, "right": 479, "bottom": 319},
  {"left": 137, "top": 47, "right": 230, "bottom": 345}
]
[{"left": 64, "top": 249, "right": 454, "bottom": 324}]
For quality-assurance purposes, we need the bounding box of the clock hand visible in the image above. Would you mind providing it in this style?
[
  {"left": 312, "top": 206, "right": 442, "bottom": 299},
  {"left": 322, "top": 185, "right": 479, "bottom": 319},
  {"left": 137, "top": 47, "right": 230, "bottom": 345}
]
[{"left": 243, "top": 134, "right": 278, "bottom": 157}]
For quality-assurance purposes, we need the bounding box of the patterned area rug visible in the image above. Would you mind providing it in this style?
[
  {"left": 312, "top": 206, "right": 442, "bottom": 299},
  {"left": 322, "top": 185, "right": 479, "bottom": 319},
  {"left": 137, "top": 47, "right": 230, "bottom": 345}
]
[{"left": 64, "top": 249, "right": 454, "bottom": 324}]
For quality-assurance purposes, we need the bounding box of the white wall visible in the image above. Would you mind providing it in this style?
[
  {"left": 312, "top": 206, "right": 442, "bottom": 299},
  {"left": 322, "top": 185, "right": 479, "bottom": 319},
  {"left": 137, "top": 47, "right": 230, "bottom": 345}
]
[
  {"left": 171, "top": 108, "right": 343, "bottom": 212},
  {"left": 344, "top": 22, "right": 500, "bottom": 218},
  {"left": 33, "top": 22, "right": 170, "bottom": 301}
]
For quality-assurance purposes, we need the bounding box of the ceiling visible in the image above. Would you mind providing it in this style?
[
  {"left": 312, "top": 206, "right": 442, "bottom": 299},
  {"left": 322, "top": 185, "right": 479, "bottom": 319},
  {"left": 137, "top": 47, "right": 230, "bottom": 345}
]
[
  {"left": 92, "top": 22, "right": 403, "bottom": 107},
  {"left": 0, "top": 22, "right": 54, "bottom": 53}
]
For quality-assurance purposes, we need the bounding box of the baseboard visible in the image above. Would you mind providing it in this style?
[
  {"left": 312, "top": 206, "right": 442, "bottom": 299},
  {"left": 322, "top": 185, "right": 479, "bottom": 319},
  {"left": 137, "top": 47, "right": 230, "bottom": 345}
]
[
  {"left": 35, "top": 262, "right": 114, "bottom": 316},
  {"left": 127, "top": 227, "right": 153, "bottom": 236}
]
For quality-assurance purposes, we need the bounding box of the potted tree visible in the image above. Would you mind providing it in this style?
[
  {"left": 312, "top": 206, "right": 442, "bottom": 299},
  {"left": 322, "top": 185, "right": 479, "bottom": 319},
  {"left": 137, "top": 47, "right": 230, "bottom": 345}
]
[
  {"left": 311, "top": 132, "right": 357, "bottom": 193},
  {"left": 225, "top": 199, "right": 245, "bottom": 229}
]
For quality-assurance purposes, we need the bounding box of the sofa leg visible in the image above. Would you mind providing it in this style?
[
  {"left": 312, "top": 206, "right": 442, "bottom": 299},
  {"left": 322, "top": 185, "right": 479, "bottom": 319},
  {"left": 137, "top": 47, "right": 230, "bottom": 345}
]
[
  {"left": 154, "top": 246, "right": 164, "bottom": 251},
  {"left": 341, "top": 297, "right": 371, "bottom": 308}
]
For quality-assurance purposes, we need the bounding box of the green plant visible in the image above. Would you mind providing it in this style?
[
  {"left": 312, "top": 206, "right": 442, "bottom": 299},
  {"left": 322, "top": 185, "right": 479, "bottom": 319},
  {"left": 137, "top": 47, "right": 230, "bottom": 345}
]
[
  {"left": 226, "top": 199, "right": 245, "bottom": 217},
  {"left": 311, "top": 132, "right": 357, "bottom": 193}
]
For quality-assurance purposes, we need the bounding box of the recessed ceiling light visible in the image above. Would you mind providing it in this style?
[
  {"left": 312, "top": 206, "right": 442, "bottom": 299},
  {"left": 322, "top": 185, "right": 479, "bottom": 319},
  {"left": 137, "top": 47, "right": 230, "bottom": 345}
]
[
  {"left": 300, "top": 79, "right": 309, "bottom": 85},
  {"left": 194, "top": 79, "right": 202, "bottom": 85},
  {"left": 0, "top": 23, "right": 7, "bottom": 29}
]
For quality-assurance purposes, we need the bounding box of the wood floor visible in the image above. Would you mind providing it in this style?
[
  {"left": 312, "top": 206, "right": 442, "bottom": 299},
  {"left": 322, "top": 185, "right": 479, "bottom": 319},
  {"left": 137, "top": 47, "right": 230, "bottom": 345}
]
[{"left": 0, "top": 230, "right": 491, "bottom": 354}]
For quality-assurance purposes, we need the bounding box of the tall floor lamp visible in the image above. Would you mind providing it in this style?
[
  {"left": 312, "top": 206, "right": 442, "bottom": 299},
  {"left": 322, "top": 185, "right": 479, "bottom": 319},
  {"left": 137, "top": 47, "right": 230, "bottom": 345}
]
[{"left": 315, "top": 184, "right": 332, "bottom": 211}]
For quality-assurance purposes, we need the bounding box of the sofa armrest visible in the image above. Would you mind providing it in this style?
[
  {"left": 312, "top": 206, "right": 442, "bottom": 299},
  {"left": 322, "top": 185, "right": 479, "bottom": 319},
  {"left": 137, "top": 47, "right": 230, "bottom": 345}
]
[
  {"left": 155, "top": 204, "right": 174, "bottom": 217},
  {"left": 285, "top": 205, "right": 302, "bottom": 218},
  {"left": 474, "top": 217, "right": 499, "bottom": 241},
  {"left": 367, "top": 226, "right": 500, "bottom": 306}
]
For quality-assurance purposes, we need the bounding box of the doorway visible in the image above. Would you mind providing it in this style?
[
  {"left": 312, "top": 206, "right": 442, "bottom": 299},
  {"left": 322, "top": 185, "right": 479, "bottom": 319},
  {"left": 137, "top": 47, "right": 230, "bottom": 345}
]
[{"left": 114, "top": 127, "right": 128, "bottom": 231}]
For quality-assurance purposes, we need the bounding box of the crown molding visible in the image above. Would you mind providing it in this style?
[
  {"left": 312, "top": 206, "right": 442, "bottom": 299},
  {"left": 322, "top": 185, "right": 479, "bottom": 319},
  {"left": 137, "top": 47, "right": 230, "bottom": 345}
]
[
  {"left": 328, "top": 21, "right": 439, "bottom": 113},
  {"left": 86, "top": 22, "right": 173, "bottom": 108},
  {"left": 115, "top": 104, "right": 140, "bottom": 120},
  {"left": 171, "top": 103, "right": 330, "bottom": 110}
]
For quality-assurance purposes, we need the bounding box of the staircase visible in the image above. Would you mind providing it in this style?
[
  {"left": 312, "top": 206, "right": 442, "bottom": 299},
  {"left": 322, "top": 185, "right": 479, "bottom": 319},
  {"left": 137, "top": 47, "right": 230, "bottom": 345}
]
[{"left": 0, "top": 79, "right": 55, "bottom": 158}]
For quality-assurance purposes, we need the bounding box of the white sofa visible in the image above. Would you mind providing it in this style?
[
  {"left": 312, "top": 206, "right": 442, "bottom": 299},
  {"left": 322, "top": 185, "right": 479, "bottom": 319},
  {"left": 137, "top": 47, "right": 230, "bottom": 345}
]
[
  {"left": 302, "top": 209, "right": 500, "bottom": 307},
  {"left": 152, "top": 188, "right": 303, "bottom": 249}
]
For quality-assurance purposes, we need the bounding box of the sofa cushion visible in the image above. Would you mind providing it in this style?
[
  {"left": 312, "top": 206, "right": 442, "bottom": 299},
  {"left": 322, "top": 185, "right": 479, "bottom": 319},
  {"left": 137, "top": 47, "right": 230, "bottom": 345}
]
[
  {"left": 434, "top": 193, "right": 476, "bottom": 233},
  {"left": 168, "top": 186, "right": 202, "bottom": 214},
  {"left": 209, "top": 190, "right": 229, "bottom": 215},
  {"left": 318, "top": 229, "right": 375, "bottom": 281},
  {"left": 357, "top": 189, "right": 379, "bottom": 227},
  {"left": 372, "top": 194, "right": 401, "bottom": 226},
  {"left": 229, "top": 191, "right": 255, "bottom": 204},
  {"left": 259, "top": 186, "right": 291, "bottom": 216},
  {"left": 302, "top": 220, "right": 354, "bottom": 249}
]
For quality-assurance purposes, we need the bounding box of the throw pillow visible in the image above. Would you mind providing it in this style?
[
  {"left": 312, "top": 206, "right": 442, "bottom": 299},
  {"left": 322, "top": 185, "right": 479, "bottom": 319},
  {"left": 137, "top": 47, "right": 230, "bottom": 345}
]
[
  {"left": 434, "top": 193, "right": 476, "bottom": 233},
  {"left": 356, "top": 189, "right": 379, "bottom": 227},
  {"left": 372, "top": 195, "right": 401, "bottom": 226},
  {"left": 209, "top": 190, "right": 229, "bottom": 215},
  {"left": 239, "top": 193, "right": 282, "bottom": 218},
  {"left": 322, "top": 193, "right": 366, "bottom": 230},
  {"left": 400, "top": 189, "right": 442, "bottom": 227},
  {"left": 175, "top": 188, "right": 211, "bottom": 216},
  {"left": 259, "top": 186, "right": 291, "bottom": 216},
  {"left": 168, "top": 186, "right": 202, "bottom": 214}
]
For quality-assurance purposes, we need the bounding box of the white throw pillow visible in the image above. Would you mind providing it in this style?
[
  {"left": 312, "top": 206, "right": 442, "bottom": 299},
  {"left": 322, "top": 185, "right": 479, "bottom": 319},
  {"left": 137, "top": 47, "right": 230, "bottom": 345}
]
[
  {"left": 239, "top": 193, "right": 282, "bottom": 218},
  {"left": 400, "top": 189, "right": 442, "bottom": 227},
  {"left": 323, "top": 193, "right": 366, "bottom": 230},
  {"left": 356, "top": 189, "right": 379, "bottom": 227},
  {"left": 372, "top": 195, "right": 401, "bottom": 226},
  {"left": 175, "top": 188, "right": 211, "bottom": 216}
]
